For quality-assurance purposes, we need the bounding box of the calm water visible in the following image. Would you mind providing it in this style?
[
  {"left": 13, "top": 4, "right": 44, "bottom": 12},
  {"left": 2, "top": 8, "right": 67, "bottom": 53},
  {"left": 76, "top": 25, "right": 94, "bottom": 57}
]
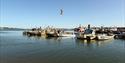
[{"left": 0, "top": 31, "right": 125, "bottom": 63}]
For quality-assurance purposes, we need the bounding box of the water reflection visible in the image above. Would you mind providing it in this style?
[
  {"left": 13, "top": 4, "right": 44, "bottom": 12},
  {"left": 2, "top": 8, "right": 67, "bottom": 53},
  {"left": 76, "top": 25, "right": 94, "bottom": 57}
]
[
  {"left": 1, "top": 31, "right": 125, "bottom": 63},
  {"left": 75, "top": 39, "right": 114, "bottom": 47},
  {"left": 23, "top": 33, "right": 125, "bottom": 48}
]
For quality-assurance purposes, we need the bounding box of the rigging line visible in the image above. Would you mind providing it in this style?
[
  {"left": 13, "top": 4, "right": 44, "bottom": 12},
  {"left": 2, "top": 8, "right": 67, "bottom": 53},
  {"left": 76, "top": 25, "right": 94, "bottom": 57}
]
[{"left": 121, "top": 0, "right": 125, "bottom": 26}]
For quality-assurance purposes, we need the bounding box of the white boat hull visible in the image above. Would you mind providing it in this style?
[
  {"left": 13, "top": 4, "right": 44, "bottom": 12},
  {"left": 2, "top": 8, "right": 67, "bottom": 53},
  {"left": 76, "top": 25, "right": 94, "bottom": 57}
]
[
  {"left": 97, "top": 34, "right": 114, "bottom": 40},
  {"left": 59, "top": 34, "right": 75, "bottom": 37},
  {"left": 75, "top": 33, "right": 96, "bottom": 40}
]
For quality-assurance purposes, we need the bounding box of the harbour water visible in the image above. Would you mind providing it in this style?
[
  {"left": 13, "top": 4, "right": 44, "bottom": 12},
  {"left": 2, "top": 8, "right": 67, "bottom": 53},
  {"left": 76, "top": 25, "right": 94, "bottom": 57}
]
[{"left": 0, "top": 31, "right": 125, "bottom": 63}]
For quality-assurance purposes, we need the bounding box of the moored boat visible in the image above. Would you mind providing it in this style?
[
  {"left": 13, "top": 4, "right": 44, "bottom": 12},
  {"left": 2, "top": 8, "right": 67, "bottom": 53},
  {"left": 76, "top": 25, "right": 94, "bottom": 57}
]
[
  {"left": 75, "top": 24, "right": 96, "bottom": 40},
  {"left": 114, "top": 32, "right": 125, "bottom": 39},
  {"left": 96, "top": 34, "right": 114, "bottom": 40},
  {"left": 75, "top": 29, "right": 96, "bottom": 40},
  {"left": 59, "top": 31, "right": 75, "bottom": 37},
  {"left": 46, "top": 31, "right": 76, "bottom": 37},
  {"left": 46, "top": 32, "right": 59, "bottom": 37}
]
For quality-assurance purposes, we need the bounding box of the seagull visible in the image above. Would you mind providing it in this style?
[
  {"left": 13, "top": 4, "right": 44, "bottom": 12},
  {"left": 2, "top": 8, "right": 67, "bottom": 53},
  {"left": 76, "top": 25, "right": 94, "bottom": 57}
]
[{"left": 60, "top": 9, "right": 63, "bottom": 15}]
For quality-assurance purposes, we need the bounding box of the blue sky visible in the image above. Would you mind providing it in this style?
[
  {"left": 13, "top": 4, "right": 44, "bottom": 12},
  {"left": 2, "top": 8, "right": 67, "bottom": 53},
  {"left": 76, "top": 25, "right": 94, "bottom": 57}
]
[{"left": 0, "top": 0, "right": 125, "bottom": 28}]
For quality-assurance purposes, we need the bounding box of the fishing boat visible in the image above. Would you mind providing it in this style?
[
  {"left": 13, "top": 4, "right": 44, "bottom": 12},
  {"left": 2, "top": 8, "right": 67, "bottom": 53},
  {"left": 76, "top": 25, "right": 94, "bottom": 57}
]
[
  {"left": 96, "top": 34, "right": 114, "bottom": 40},
  {"left": 46, "top": 31, "right": 75, "bottom": 37},
  {"left": 59, "top": 31, "right": 75, "bottom": 37},
  {"left": 23, "top": 31, "right": 42, "bottom": 36},
  {"left": 75, "top": 29, "right": 96, "bottom": 40},
  {"left": 46, "top": 32, "right": 59, "bottom": 37},
  {"left": 95, "top": 26, "right": 115, "bottom": 40},
  {"left": 114, "top": 32, "right": 125, "bottom": 39},
  {"left": 75, "top": 24, "right": 96, "bottom": 40}
]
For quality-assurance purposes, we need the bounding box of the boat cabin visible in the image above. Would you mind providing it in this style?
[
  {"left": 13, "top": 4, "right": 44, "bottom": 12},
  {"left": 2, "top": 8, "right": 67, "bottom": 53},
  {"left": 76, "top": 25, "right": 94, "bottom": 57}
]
[{"left": 84, "top": 29, "right": 95, "bottom": 34}]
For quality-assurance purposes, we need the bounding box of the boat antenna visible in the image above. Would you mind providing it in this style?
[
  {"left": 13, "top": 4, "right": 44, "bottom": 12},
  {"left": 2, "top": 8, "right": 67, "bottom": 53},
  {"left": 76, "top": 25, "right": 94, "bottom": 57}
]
[{"left": 88, "top": 24, "right": 90, "bottom": 29}]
